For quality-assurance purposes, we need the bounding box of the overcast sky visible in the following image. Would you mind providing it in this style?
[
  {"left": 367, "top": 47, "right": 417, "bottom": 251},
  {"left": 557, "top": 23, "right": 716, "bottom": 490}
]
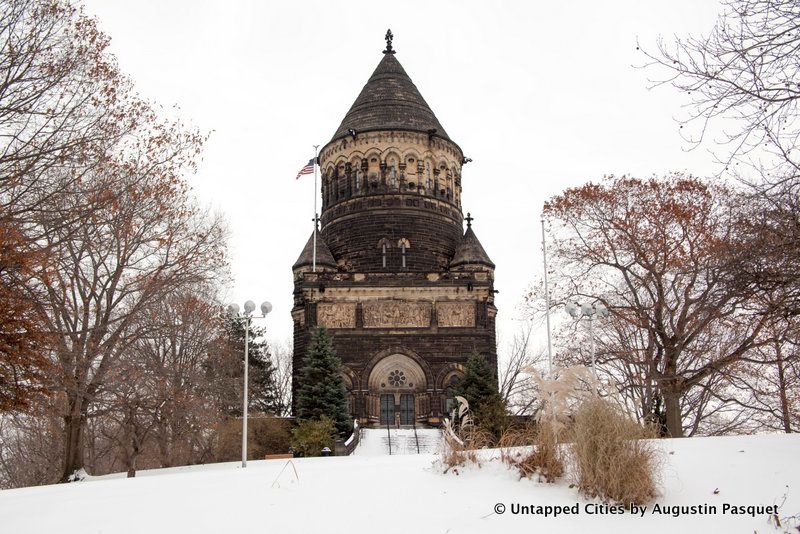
[{"left": 80, "top": 0, "right": 724, "bottom": 351}]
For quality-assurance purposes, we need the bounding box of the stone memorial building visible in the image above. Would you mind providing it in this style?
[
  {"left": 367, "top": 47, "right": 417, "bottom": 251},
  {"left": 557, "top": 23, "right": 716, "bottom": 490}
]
[{"left": 291, "top": 31, "right": 497, "bottom": 427}]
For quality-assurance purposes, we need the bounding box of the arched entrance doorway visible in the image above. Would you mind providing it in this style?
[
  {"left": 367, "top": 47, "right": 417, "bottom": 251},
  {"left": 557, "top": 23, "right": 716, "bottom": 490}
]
[{"left": 366, "top": 353, "right": 428, "bottom": 426}]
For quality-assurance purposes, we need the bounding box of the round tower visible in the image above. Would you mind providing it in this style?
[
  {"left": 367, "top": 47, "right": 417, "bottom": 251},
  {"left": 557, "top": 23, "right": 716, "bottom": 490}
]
[{"left": 318, "top": 36, "right": 465, "bottom": 272}]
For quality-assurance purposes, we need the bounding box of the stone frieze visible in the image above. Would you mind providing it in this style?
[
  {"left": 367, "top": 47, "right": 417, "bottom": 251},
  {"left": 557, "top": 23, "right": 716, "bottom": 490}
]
[
  {"left": 317, "top": 302, "right": 357, "bottom": 328},
  {"left": 363, "top": 300, "right": 431, "bottom": 328},
  {"left": 436, "top": 301, "right": 475, "bottom": 327}
]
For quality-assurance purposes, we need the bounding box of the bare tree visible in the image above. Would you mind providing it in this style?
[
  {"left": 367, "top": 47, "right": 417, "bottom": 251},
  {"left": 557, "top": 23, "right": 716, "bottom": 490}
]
[
  {"left": 640, "top": 0, "right": 800, "bottom": 427},
  {"left": 67, "top": 290, "right": 230, "bottom": 479},
  {"left": 584, "top": 314, "right": 664, "bottom": 429},
  {"left": 0, "top": 403, "right": 63, "bottom": 488},
  {"left": 712, "top": 319, "right": 800, "bottom": 433},
  {"left": 497, "top": 321, "right": 546, "bottom": 415},
  {"left": 641, "top": 0, "right": 799, "bottom": 182},
  {"left": 0, "top": 0, "right": 132, "bottom": 215},
  {"left": 642, "top": 0, "right": 800, "bottom": 317},
  {"left": 31, "top": 134, "right": 225, "bottom": 481},
  {"left": 96, "top": 363, "right": 160, "bottom": 478},
  {"left": 0, "top": 1, "right": 182, "bottom": 416},
  {"left": 132, "top": 291, "right": 226, "bottom": 468},
  {"left": 543, "top": 174, "right": 775, "bottom": 437},
  {"left": 269, "top": 339, "right": 294, "bottom": 417},
  {"left": 0, "top": 0, "right": 132, "bottom": 413},
  {"left": 0, "top": 0, "right": 231, "bottom": 484}
]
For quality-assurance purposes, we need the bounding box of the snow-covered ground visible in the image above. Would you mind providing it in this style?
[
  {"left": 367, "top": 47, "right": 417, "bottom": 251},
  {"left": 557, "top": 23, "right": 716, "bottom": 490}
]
[{"left": 0, "top": 433, "right": 798, "bottom": 533}]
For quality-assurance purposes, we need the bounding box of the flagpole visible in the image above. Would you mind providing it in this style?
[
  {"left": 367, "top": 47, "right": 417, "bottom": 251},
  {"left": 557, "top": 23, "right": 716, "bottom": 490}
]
[
  {"left": 541, "top": 217, "right": 553, "bottom": 376},
  {"left": 312, "top": 145, "right": 319, "bottom": 272}
]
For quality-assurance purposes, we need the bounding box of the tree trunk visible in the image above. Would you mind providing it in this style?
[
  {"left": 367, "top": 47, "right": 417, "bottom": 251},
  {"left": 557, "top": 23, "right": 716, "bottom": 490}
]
[
  {"left": 775, "top": 344, "right": 792, "bottom": 433},
  {"left": 60, "top": 398, "right": 87, "bottom": 482},
  {"left": 663, "top": 389, "right": 683, "bottom": 438},
  {"left": 126, "top": 445, "right": 138, "bottom": 478},
  {"left": 124, "top": 409, "right": 141, "bottom": 478},
  {"left": 156, "top": 419, "right": 172, "bottom": 468}
]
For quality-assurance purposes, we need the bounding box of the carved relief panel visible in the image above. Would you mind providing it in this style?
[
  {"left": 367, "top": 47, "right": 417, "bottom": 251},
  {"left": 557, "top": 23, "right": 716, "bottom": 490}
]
[
  {"left": 316, "top": 302, "right": 357, "bottom": 329},
  {"left": 363, "top": 300, "right": 431, "bottom": 328},
  {"left": 436, "top": 301, "right": 476, "bottom": 328}
]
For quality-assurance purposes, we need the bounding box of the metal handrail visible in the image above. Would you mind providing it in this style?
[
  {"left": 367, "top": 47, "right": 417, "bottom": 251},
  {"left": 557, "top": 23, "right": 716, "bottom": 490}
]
[
  {"left": 412, "top": 420, "right": 420, "bottom": 454},
  {"left": 386, "top": 424, "right": 392, "bottom": 455}
]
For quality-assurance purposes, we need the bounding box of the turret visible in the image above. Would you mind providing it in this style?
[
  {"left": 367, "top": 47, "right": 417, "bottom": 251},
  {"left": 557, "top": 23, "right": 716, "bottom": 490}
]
[
  {"left": 292, "top": 229, "right": 337, "bottom": 274},
  {"left": 450, "top": 213, "right": 495, "bottom": 272}
]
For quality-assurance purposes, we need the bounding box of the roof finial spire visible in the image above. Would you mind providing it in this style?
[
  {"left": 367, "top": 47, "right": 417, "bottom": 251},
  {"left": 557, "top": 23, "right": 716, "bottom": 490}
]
[
  {"left": 383, "top": 29, "right": 395, "bottom": 54},
  {"left": 465, "top": 212, "right": 473, "bottom": 228}
]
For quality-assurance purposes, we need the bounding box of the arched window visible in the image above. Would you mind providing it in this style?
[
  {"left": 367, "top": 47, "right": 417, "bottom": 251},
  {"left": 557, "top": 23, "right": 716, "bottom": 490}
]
[
  {"left": 398, "top": 238, "right": 410, "bottom": 269},
  {"left": 389, "top": 158, "right": 396, "bottom": 187},
  {"left": 377, "top": 238, "right": 392, "bottom": 269},
  {"left": 355, "top": 169, "right": 362, "bottom": 191}
]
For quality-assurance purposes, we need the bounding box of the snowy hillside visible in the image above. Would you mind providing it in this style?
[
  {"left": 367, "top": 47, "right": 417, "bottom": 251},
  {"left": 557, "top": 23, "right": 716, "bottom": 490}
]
[{"left": 0, "top": 433, "right": 798, "bottom": 533}]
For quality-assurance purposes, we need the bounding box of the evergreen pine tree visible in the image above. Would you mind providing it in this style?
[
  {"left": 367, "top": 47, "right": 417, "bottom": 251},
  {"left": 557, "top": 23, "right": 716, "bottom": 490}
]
[
  {"left": 216, "top": 315, "right": 281, "bottom": 416},
  {"left": 296, "top": 328, "right": 352, "bottom": 436},
  {"left": 453, "top": 352, "right": 507, "bottom": 439},
  {"left": 454, "top": 352, "right": 500, "bottom": 413}
]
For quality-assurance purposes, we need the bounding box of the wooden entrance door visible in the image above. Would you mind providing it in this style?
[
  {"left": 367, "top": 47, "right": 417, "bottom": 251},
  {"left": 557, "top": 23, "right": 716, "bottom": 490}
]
[
  {"left": 399, "top": 394, "right": 415, "bottom": 425},
  {"left": 380, "top": 394, "right": 395, "bottom": 425}
]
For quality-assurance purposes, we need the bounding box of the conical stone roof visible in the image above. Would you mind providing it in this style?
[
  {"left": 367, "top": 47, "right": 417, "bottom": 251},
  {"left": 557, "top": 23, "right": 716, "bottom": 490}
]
[
  {"left": 293, "top": 230, "right": 337, "bottom": 270},
  {"left": 450, "top": 226, "right": 495, "bottom": 270},
  {"left": 330, "top": 52, "right": 450, "bottom": 143}
]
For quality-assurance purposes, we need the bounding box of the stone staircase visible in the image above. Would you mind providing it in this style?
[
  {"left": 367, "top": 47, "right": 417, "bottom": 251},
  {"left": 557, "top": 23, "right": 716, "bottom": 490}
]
[{"left": 353, "top": 427, "right": 442, "bottom": 456}]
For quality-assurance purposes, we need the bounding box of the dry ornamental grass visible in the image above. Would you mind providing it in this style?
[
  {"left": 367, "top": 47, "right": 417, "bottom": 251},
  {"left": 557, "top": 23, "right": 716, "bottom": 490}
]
[
  {"left": 569, "top": 397, "right": 661, "bottom": 506},
  {"left": 500, "top": 421, "right": 564, "bottom": 483},
  {"left": 439, "top": 396, "right": 492, "bottom": 473}
]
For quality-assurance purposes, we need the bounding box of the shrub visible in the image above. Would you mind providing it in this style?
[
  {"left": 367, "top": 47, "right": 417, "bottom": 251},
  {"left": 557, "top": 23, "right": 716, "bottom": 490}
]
[
  {"left": 214, "top": 416, "right": 292, "bottom": 461},
  {"left": 473, "top": 394, "right": 511, "bottom": 444},
  {"left": 512, "top": 420, "right": 565, "bottom": 482},
  {"left": 289, "top": 416, "right": 336, "bottom": 458},
  {"left": 569, "top": 397, "right": 660, "bottom": 506},
  {"left": 251, "top": 416, "right": 292, "bottom": 457}
]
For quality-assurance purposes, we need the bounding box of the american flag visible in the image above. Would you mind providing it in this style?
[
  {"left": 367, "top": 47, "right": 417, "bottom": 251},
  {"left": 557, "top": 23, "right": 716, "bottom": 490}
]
[{"left": 295, "top": 158, "right": 315, "bottom": 179}]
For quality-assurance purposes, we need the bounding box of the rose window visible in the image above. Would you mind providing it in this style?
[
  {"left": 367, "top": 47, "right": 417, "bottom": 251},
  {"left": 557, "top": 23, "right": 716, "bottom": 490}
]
[{"left": 388, "top": 369, "right": 407, "bottom": 387}]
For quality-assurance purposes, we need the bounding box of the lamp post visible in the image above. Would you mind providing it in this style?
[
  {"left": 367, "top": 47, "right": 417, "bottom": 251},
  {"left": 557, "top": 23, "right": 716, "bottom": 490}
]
[
  {"left": 226, "top": 300, "right": 272, "bottom": 468},
  {"left": 565, "top": 300, "right": 608, "bottom": 379}
]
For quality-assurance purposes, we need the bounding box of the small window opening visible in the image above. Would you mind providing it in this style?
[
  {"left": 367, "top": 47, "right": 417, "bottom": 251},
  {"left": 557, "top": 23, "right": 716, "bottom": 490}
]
[{"left": 425, "top": 163, "right": 432, "bottom": 190}]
